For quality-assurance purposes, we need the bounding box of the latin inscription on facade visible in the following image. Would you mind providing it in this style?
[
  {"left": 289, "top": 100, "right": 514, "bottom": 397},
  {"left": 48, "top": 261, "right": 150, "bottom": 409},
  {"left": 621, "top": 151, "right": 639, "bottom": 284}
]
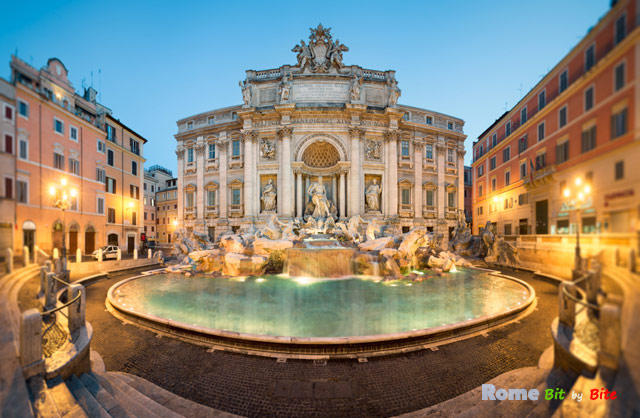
[{"left": 292, "top": 83, "right": 349, "bottom": 102}]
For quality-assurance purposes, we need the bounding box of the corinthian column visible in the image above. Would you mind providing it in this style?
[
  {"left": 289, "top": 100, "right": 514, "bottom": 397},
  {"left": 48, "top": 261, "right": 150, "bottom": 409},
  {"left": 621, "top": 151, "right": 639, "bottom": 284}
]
[
  {"left": 243, "top": 131, "right": 256, "bottom": 217},
  {"left": 339, "top": 170, "right": 346, "bottom": 219},
  {"left": 387, "top": 130, "right": 399, "bottom": 216},
  {"left": 414, "top": 140, "right": 423, "bottom": 220},
  {"left": 349, "top": 127, "right": 363, "bottom": 217},
  {"left": 218, "top": 135, "right": 228, "bottom": 219},
  {"left": 278, "top": 127, "right": 293, "bottom": 217}
]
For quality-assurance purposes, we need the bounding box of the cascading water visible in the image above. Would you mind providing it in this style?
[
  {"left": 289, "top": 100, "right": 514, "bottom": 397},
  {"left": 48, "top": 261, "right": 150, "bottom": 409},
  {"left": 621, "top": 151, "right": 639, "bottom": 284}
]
[{"left": 285, "top": 238, "right": 356, "bottom": 278}]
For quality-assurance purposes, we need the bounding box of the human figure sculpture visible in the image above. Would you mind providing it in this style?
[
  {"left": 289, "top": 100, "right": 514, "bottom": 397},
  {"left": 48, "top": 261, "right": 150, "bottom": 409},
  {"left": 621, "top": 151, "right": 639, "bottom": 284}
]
[
  {"left": 292, "top": 40, "right": 312, "bottom": 70},
  {"left": 278, "top": 74, "right": 291, "bottom": 103},
  {"left": 261, "top": 179, "right": 277, "bottom": 212},
  {"left": 365, "top": 178, "right": 381, "bottom": 212},
  {"left": 239, "top": 80, "right": 251, "bottom": 106},
  {"left": 365, "top": 218, "right": 380, "bottom": 241},
  {"left": 260, "top": 139, "right": 275, "bottom": 160},
  {"left": 388, "top": 78, "right": 401, "bottom": 106},
  {"left": 307, "top": 176, "right": 332, "bottom": 219},
  {"left": 350, "top": 74, "right": 362, "bottom": 101}
]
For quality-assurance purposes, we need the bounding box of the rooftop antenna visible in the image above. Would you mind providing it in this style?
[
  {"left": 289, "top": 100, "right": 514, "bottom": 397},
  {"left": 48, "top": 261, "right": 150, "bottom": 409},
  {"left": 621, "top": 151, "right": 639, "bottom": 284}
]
[
  {"left": 81, "top": 78, "right": 86, "bottom": 91},
  {"left": 517, "top": 83, "right": 523, "bottom": 98},
  {"left": 504, "top": 101, "right": 508, "bottom": 112},
  {"left": 98, "top": 69, "right": 101, "bottom": 103},
  {"left": 90, "top": 71, "right": 94, "bottom": 88}
]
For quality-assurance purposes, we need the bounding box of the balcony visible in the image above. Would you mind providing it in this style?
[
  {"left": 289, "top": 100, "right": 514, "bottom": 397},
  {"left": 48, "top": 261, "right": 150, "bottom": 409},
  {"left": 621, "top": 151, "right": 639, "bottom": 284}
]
[
  {"left": 185, "top": 162, "right": 197, "bottom": 176},
  {"left": 205, "top": 205, "right": 218, "bottom": 218},
  {"left": 229, "top": 204, "right": 244, "bottom": 217},
  {"left": 422, "top": 206, "right": 436, "bottom": 218},
  {"left": 205, "top": 159, "right": 219, "bottom": 172},
  {"left": 398, "top": 155, "right": 413, "bottom": 169},
  {"left": 446, "top": 206, "right": 457, "bottom": 219},
  {"left": 185, "top": 207, "right": 196, "bottom": 219},
  {"left": 229, "top": 155, "right": 244, "bottom": 169},
  {"left": 398, "top": 204, "right": 414, "bottom": 218}
]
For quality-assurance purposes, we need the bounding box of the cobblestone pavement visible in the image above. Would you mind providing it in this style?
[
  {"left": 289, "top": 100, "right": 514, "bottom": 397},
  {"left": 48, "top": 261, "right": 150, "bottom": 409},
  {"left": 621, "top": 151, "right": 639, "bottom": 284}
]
[{"left": 83, "top": 269, "right": 558, "bottom": 418}]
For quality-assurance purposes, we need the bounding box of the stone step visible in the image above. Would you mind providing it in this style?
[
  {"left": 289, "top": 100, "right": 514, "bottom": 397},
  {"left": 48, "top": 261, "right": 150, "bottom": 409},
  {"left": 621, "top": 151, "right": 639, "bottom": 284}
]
[
  {"left": 46, "top": 377, "right": 88, "bottom": 418},
  {"left": 102, "top": 373, "right": 183, "bottom": 418},
  {"left": 110, "top": 371, "right": 239, "bottom": 417},
  {"left": 66, "top": 375, "right": 111, "bottom": 418},
  {"left": 27, "top": 375, "right": 59, "bottom": 418},
  {"left": 91, "top": 373, "right": 169, "bottom": 418},
  {"left": 78, "top": 373, "right": 133, "bottom": 418}
]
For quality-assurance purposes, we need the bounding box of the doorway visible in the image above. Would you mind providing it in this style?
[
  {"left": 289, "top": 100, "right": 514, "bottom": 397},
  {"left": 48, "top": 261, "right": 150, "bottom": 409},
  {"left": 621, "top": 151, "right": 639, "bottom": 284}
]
[
  {"left": 535, "top": 200, "right": 548, "bottom": 234},
  {"left": 107, "top": 233, "right": 118, "bottom": 246},
  {"left": 69, "top": 231, "right": 78, "bottom": 254},
  {"left": 85, "top": 227, "right": 95, "bottom": 253},
  {"left": 127, "top": 236, "right": 135, "bottom": 254},
  {"left": 23, "top": 230, "right": 35, "bottom": 255}
]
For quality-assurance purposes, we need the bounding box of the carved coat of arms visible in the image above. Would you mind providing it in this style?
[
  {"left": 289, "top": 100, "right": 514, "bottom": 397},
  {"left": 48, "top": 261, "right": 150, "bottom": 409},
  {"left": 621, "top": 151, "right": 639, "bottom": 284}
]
[{"left": 292, "top": 24, "right": 349, "bottom": 73}]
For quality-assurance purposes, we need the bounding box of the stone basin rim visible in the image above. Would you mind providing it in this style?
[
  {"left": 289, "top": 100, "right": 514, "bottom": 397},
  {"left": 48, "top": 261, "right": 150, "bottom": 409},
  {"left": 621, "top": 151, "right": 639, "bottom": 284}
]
[{"left": 106, "top": 267, "right": 535, "bottom": 346}]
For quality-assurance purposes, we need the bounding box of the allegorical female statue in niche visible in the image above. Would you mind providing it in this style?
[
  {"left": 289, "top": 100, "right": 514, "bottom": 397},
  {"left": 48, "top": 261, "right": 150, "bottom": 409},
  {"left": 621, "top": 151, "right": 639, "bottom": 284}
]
[
  {"left": 261, "top": 179, "right": 277, "bottom": 212},
  {"left": 365, "top": 178, "right": 381, "bottom": 212}
]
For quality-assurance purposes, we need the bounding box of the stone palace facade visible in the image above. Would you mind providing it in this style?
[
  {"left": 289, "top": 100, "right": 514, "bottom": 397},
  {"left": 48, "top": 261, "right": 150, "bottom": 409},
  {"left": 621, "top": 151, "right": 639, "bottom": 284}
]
[{"left": 175, "top": 25, "right": 466, "bottom": 243}]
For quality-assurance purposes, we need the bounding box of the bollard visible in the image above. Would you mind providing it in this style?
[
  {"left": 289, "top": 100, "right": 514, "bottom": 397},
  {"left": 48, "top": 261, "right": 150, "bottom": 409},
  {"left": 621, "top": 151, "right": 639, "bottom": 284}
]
[
  {"left": 54, "top": 258, "right": 62, "bottom": 274},
  {"left": 148, "top": 249, "right": 152, "bottom": 259},
  {"left": 97, "top": 248, "right": 103, "bottom": 262},
  {"left": 599, "top": 295, "right": 623, "bottom": 371},
  {"left": 20, "top": 309, "right": 43, "bottom": 375},
  {"left": 34, "top": 245, "right": 39, "bottom": 264},
  {"left": 39, "top": 266, "right": 48, "bottom": 297},
  {"left": 629, "top": 248, "right": 636, "bottom": 273},
  {"left": 133, "top": 249, "right": 138, "bottom": 260},
  {"left": 23, "top": 246, "right": 30, "bottom": 267},
  {"left": 6, "top": 248, "right": 13, "bottom": 274},
  {"left": 558, "top": 282, "right": 576, "bottom": 327},
  {"left": 67, "top": 284, "right": 85, "bottom": 332},
  {"left": 586, "top": 264, "right": 601, "bottom": 308},
  {"left": 45, "top": 272, "right": 57, "bottom": 310},
  {"left": 44, "top": 260, "right": 52, "bottom": 273},
  {"left": 116, "top": 248, "right": 121, "bottom": 261},
  {"left": 76, "top": 248, "right": 82, "bottom": 263},
  {"left": 53, "top": 247, "right": 59, "bottom": 260}
]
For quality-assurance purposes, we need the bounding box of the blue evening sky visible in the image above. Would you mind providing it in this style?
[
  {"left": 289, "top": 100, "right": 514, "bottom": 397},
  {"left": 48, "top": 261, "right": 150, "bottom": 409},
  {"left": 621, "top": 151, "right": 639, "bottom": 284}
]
[{"left": 1, "top": 0, "right": 608, "bottom": 173}]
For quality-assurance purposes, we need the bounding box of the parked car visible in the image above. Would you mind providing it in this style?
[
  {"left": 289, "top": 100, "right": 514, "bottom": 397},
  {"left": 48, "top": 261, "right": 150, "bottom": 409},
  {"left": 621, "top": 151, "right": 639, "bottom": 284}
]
[{"left": 92, "top": 245, "right": 119, "bottom": 260}]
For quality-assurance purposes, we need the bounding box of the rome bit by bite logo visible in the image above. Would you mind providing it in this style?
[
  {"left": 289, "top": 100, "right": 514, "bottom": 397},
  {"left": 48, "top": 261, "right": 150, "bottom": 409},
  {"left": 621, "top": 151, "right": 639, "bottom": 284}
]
[{"left": 482, "top": 384, "right": 618, "bottom": 402}]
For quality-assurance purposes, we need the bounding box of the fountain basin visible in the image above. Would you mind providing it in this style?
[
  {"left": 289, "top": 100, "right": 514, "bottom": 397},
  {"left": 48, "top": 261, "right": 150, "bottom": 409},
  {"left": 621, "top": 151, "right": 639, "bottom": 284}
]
[{"left": 107, "top": 268, "right": 535, "bottom": 357}]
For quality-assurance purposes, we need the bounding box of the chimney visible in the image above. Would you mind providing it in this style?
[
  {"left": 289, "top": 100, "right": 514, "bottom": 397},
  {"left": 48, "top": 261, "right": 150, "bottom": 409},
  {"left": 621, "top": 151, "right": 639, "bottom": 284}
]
[{"left": 83, "top": 86, "right": 98, "bottom": 103}]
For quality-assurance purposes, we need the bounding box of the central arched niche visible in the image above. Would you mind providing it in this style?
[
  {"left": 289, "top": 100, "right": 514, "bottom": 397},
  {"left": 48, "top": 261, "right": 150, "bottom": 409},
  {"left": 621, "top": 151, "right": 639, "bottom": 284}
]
[{"left": 302, "top": 141, "right": 340, "bottom": 168}]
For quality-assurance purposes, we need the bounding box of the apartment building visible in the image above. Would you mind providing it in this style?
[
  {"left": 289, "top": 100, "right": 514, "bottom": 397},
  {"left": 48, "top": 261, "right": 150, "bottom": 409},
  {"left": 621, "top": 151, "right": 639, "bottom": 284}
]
[
  {"left": 472, "top": 0, "right": 639, "bottom": 237},
  {"left": 0, "top": 78, "right": 16, "bottom": 250},
  {"left": 11, "top": 56, "right": 147, "bottom": 255},
  {"left": 144, "top": 165, "right": 174, "bottom": 244},
  {"left": 156, "top": 178, "right": 178, "bottom": 245}
]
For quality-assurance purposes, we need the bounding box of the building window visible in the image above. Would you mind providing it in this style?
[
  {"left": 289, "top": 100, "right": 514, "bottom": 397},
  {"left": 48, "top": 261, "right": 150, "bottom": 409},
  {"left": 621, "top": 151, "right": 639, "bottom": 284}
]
[
  {"left": 131, "top": 161, "right": 138, "bottom": 176},
  {"left": 615, "top": 62, "right": 625, "bottom": 91},
  {"left": 447, "top": 148, "right": 454, "bottom": 163},
  {"left": 426, "top": 116, "right": 433, "bottom": 125},
  {"left": 505, "top": 171, "right": 511, "bottom": 186},
  {"left": 106, "top": 177, "right": 116, "bottom": 194},
  {"left": 97, "top": 139, "right": 105, "bottom": 153},
  {"left": 401, "top": 188, "right": 410, "bottom": 205},
  {"left": 520, "top": 162, "right": 527, "bottom": 179},
  {"left": 537, "top": 122, "right": 545, "bottom": 142},
  {"left": 187, "top": 121, "right": 193, "bottom": 129},
  {"left": 611, "top": 108, "right": 627, "bottom": 139},
  {"left": 130, "top": 185, "right": 140, "bottom": 199},
  {"left": 97, "top": 197, "right": 104, "bottom": 214},
  {"left": 107, "top": 208, "right": 116, "bottom": 223},
  {"left": 69, "top": 158, "right": 80, "bottom": 175},
  {"left": 505, "top": 121, "right": 511, "bottom": 137},
  {"left": 520, "top": 106, "right": 527, "bottom": 125},
  {"left": 4, "top": 178, "right": 12, "bottom": 199},
  {"left": 186, "top": 191, "right": 194, "bottom": 208},
  {"left": 489, "top": 156, "right": 496, "bottom": 170},
  {"left": 614, "top": 14, "right": 626, "bottom": 45},
  {"left": 151, "top": 185, "right": 154, "bottom": 192},
  {"left": 559, "top": 70, "right": 568, "bottom": 93},
  {"left": 130, "top": 138, "right": 140, "bottom": 156},
  {"left": 231, "top": 189, "right": 241, "bottom": 205},
  {"left": 518, "top": 135, "right": 528, "bottom": 153},
  {"left": 615, "top": 160, "right": 624, "bottom": 180},
  {"left": 96, "top": 168, "right": 105, "bottom": 183},
  {"left": 4, "top": 134, "right": 13, "bottom": 154},
  {"left": 581, "top": 125, "right": 596, "bottom": 153},
  {"left": 585, "top": 87, "right": 594, "bottom": 111},
  {"left": 559, "top": 106, "right": 567, "bottom": 128},
  {"left": 207, "top": 190, "right": 216, "bottom": 206},
  {"left": 18, "top": 100, "right": 29, "bottom": 118},
  {"left": 535, "top": 153, "right": 547, "bottom": 170},
  {"left": 426, "top": 190, "right": 434, "bottom": 206},
  {"left": 425, "top": 144, "right": 433, "bottom": 159},
  {"left": 54, "top": 118, "right": 64, "bottom": 135},
  {"left": 106, "top": 125, "right": 116, "bottom": 142},
  {"left": 447, "top": 191, "right": 455, "bottom": 208},
  {"left": 491, "top": 133, "right": 497, "bottom": 147},
  {"left": 538, "top": 90, "right": 546, "bottom": 110},
  {"left": 70, "top": 126, "right": 78, "bottom": 142},
  {"left": 54, "top": 152, "right": 64, "bottom": 170},
  {"left": 503, "top": 146, "right": 510, "bottom": 162},
  {"left": 477, "top": 206, "right": 483, "bottom": 215},
  {"left": 556, "top": 141, "right": 569, "bottom": 164},
  {"left": 16, "top": 180, "right": 27, "bottom": 203},
  {"left": 208, "top": 143, "right": 216, "bottom": 159},
  {"left": 232, "top": 140, "right": 241, "bottom": 157},
  {"left": 477, "top": 165, "right": 484, "bottom": 177},
  {"left": 107, "top": 149, "right": 114, "bottom": 166},
  {"left": 491, "top": 178, "right": 496, "bottom": 192},
  {"left": 19, "top": 139, "right": 28, "bottom": 160},
  {"left": 447, "top": 121, "right": 454, "bottom": 130},
  {"left": 3, "top": 105, "right": 12, "bottom": 121},
  {"left": 401, "top": 140, "right": 409, "bottom": 157},
  {"left": 585, "top": 44, "right": 595, "bottom": 71},
  {"left": 187, "top": 148, "right": 194, "bottom": 163},
  {"left": 131, "top": 212, "right": 137, "bottom": 225}
]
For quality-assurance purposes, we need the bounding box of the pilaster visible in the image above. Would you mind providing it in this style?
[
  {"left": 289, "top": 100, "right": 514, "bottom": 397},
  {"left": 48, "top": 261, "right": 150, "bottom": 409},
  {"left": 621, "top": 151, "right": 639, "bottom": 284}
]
[
  {"left": 218, "top": 133, "right": 228, "bottom": 219},
  {"left": 414, "top": 141, "right": 423, "bottom": 221},
  {"left": 278, "top": 127, "right": 293, "bottom": 217},
  {"left": 457, "top": 149, "right": 466, "bottom": 212},
  {"left": 242, "top": 131, "right": 257, "bottom": 218},
  {"left": 436, "top": 140, "right": 446, "bottom": 220},
  {"left": 176, "top": 145, "right": 185, "bottom": 225},
  {"left": 195, "top": 137, "right": 205, "bottom": 226},
  {"left": 386, "top": 130, "right": 399, "bottom": 216},
  {"left": 349, "top": 127, "right": 363, "bottom": 217}
]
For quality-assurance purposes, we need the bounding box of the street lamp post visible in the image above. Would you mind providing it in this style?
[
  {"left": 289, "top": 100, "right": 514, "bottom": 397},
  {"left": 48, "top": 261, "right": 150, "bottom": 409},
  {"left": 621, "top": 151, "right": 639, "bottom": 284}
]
[
  {"left": 49, "top": 178, "right": 77, "bottom": 282},
  {"left": 563, "top": 177, "right": 591, "bottom": 276}
]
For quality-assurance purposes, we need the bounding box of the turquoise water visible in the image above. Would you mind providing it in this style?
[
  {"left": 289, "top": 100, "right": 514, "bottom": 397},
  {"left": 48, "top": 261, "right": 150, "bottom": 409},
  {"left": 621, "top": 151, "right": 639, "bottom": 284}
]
[{"left": 112, "top": 270, "right": 529, "bottom": 338}]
